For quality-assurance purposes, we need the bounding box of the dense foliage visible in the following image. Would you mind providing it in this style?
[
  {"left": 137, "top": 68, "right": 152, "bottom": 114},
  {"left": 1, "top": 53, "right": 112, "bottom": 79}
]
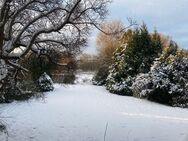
[
  {"left": 22, "top": 49, "right": 61, "bottom": 81},
  {"left": 132, "top": 52, "right": 188, "bottom": 107},
  {"left": 78, "top": 53, "right": 100, "bottom": 71},
  {"left": 38, "top": 72, "right": 54, "bottom": 92},
  {"left": 101, "top": 24, "right": 188, "bottom": 107},
  {"left": 106, "top": 25, "right": 163, "bottom": 95}
]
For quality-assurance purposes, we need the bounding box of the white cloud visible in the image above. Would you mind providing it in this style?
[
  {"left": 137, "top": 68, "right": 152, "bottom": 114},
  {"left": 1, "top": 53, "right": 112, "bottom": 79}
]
[{"left": 108, "top": 0, "right": 188, "bottom": 49}]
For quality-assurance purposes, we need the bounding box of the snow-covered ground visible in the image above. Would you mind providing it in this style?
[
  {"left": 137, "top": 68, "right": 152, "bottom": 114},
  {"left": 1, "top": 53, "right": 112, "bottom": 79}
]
[{"left": 0, "top": 72, "right": 188, "bottom": 141}]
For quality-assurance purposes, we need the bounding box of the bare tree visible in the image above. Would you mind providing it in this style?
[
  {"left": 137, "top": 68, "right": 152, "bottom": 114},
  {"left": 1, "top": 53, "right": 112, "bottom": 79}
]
[
  {"left": 0, "top": 0, "right": 111, "bottom": 93},
  {"left": 96, "top": 20, "right": 124, "bottom": 65}
]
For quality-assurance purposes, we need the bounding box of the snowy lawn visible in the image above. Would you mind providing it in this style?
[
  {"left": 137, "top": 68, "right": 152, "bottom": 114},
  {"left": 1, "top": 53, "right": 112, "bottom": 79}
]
[{"left": 0, "top": 72, "right": 188, "bottom": 141}]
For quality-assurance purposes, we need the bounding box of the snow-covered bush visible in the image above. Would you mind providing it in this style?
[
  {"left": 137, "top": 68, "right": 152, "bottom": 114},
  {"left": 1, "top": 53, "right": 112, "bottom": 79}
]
[
  {"left": 131, "top": 73, "right": 153, "bottom": 98},
  {"left": 132, "top": 57, "right": 188, "bottom": 107},
  {"left": 106, "top": 25, "right": 163, "bottom": 95},
  {"left": 0, "top": 71, "right": 53, "bottom": 103},
  {"left": 106, "top": 75, "right": 134, "bottom": 96},
  {"left": 38, "top": 72, "right": 54, "bottom": 92},
  {"left": 106, "top": 44, "right": 133, "bottom": 95},
  {"left": 0, "top": 61, "right": 38, "bottom": 103}
]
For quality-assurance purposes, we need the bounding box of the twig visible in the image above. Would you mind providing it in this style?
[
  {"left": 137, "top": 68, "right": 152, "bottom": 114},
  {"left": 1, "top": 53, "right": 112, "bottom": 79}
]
[{"left": 104, "top": 122, "right": 108, "bottom": 141}]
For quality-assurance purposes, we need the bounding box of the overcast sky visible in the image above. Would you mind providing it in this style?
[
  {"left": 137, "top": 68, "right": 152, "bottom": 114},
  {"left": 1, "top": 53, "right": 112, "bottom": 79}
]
[{"left": 85, "top": 0, "right": 188, "bottom": 54}]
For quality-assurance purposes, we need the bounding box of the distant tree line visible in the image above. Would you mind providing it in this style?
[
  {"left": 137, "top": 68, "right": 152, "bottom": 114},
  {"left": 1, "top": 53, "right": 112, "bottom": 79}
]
[{"left": 77, "top": 53, "right": 100, "bottom": 71}]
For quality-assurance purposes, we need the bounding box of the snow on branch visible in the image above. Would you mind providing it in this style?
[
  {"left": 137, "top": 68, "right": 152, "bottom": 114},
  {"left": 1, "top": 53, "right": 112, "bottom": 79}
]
[{"left": 0, "top": 0, "right": 112, "bottom": 73}]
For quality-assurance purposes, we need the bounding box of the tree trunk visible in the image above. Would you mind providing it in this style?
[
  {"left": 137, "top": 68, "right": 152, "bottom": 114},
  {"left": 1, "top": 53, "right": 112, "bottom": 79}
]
[{"left": 0, "top": 28, "right": 4, "bottom": 57}]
